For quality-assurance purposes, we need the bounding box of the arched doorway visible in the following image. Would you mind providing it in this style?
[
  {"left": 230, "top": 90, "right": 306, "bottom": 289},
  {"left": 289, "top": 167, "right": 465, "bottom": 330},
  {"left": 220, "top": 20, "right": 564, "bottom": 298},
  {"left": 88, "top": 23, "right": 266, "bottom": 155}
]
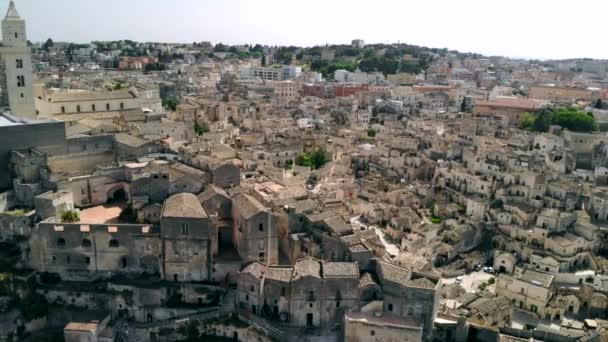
[{"left": 107, "top": 187, "right": 127, "bottom": 203}]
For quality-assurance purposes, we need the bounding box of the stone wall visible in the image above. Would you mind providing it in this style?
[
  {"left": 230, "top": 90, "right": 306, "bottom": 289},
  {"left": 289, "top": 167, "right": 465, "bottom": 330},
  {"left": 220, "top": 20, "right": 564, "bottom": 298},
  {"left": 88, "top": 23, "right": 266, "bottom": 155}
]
[{"left": 0, "top": 119, "right": 66, "bottom": 189}]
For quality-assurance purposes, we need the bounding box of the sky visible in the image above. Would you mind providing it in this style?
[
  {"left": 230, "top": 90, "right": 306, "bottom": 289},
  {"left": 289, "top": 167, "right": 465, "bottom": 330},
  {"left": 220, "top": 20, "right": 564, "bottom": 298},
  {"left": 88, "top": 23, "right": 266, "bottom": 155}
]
[{"left": 7, "top": 0, "right": 608, "bottom": 60}]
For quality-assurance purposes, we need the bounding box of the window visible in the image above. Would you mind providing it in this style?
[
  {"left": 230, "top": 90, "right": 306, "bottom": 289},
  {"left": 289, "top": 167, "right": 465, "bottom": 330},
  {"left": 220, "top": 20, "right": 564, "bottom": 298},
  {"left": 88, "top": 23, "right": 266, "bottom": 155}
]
[
  {"left": 82, "top": 239, "right": 92, "bottom": 248},
  {"left": 388, "top": 303, "right": 393, "bottom": 312},
  {"left": 182, "top": 224, "right": 189, "bottom": 235},
  {"left": 281, "top": 287, "right": 286, "bottom": 297},
  {"left": 259, "top": 223, "right": 264, "bottom": 232},
  {"left": 77, "top": 105, "right": 81, "bottom": 112},
  {"left": 14, "top": 32, "right": 17, "bottom": 38},
  {"left": 85, "top": 257, "right": 90, "bottom": 265},
  {"left": 259, "top": 252, "right": 265, "bottom": 261},
  {"left": 336, "top": 301, "right": 341, "bottom": 308},
  {"left": 121, "top": 257, "right": 127, "bottom": 268},
  {"left": 61, "top": 106, "right": 65, "bottom": 113},
  {"left": 16, "top": 76, "right": 21, "bottom": 87},
  {"left": 370, "top": 330, "right": 376, "bottom": 336},
  {"left": 109, "top": 239, "right": 119, "bottom": 248},
  {"left": 106, "top": 103, "right": 110, "bottom": 110},
  {"left": 250, "top": 285, "right": 254, "bottom": 292},
  {"left": 91, "top": 104, "right": 96, "bottom": 111},
  {"left": 52, "top": 256, "right": 56, "bottom": 263},
  {"left": 57, "top": 238, "right": 66, "bottom": 247},
  {"left": 120, "top": 102, "right": 124, "bottom": 109}
]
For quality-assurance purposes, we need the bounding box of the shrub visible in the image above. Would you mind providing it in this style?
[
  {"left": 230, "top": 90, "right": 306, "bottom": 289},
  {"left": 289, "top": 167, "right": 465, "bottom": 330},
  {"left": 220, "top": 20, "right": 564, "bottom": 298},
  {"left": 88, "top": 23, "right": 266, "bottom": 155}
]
[
  {"left": 61, "top": 210, "right": 79, "bottom": 223},
  {"left": 20, "top": 294, "right": 48, "bottom": 321},
  {"left": 430, "top": 216, "right": 442, "bottom": 224}
]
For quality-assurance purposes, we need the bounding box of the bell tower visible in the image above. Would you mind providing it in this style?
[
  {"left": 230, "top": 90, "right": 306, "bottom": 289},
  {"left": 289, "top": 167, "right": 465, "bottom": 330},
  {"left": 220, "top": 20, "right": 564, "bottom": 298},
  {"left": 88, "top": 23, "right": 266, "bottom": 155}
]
[
  {"left": 0, "top": 1, "right": 36, "bottom": 119},
  {"left": 2, "top": 1, "right": 27, "bottom": 47}
]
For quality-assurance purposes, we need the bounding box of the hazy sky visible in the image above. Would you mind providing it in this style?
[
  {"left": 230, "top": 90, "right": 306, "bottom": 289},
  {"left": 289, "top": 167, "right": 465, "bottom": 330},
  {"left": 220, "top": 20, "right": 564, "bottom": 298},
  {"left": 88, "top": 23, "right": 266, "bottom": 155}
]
[{"left": 7, "top": 0, "right": 607, "bottom": 60}]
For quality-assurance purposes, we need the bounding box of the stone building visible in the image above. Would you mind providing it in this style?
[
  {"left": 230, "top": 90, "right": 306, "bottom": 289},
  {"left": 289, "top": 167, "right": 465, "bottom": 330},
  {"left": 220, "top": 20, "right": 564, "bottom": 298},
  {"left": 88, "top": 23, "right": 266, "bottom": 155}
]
[
  {"left": 232, "top": 193, "right": 278, "bottom": 265},
  {"left": 344, "top": 311, "right": 423, "bottom": 342},
  {"left": 161, "top": 193, "right": 214, "bottom": 282},
  {"left": 30, "top": 219, "right": 160, "bottom": 281},
  {"left": 0, "top": 1, "right": 36, "bottom": 120},
  {"left": 375, "top": 260, "right": 441, "bottom": 340},
  {"left": 237, "top": 257, "right": 360, "bottom": 328},
  {"left": 495, "top": 269, "right": 555, "bottom": 317}
]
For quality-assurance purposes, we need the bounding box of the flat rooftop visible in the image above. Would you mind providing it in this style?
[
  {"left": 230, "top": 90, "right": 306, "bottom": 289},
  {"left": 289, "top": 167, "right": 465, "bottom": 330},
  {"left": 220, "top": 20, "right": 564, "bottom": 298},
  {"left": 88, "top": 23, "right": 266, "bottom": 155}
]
[
  {"left": 519, "top": 269, "right": 554, "bottom": 288},
  {"left": 79, "top": 203, "right": 125, "bottom": 224},
  {"left": 0, "top": 115, "right": 21, "bottom": 127}
]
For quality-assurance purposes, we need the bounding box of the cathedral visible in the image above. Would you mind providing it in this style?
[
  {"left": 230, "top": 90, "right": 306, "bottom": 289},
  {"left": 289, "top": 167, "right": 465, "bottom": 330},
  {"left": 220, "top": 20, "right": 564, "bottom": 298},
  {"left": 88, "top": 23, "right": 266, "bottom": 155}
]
[{"left": 0, "top": 1, "right": 35, "bottom": 120}]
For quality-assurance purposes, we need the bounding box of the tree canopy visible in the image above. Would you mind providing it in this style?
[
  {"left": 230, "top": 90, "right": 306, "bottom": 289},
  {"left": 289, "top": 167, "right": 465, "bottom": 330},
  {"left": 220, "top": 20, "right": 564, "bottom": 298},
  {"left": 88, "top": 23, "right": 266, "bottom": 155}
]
[
  {"left": 518, "top": 107, "right": 597, "bottom": 133},
  {"left": 163, "top": 98, "right": 179, "bottom": 111},
  {"left": 296, "top": 149, "right": 330, "bottom": 169}
]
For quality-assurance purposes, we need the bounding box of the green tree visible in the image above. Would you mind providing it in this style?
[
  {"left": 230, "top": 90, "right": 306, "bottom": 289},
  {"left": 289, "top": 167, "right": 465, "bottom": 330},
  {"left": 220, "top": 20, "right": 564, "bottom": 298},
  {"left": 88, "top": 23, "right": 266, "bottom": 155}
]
[
  {"left": 163, "top": 98, "right": 179, "bottom": 111},
  {"left": 213, "top": 43, "right": 227, "bottom": 52},
  {"left": 367, "top": 128, "right": 377, "bottom": 138},
  {"left": 296, "top": 149, "right": 329, "bottom": 169},
  {"left": 20, "top": 294, "right": 49, "bottom": 321},
  {"left": 518, "top": 107, "right": 597, "bottom": 133},
  {"left": 43, "top": 38, "right": 54, "bottom": 52},
  {"left": 551, "top": 107, "right": 597, "bottom": 132},
  {"left": 532, "top": 108, "right": 553, "bottom": 132},
  {"left": 359, "top": 56, "right": 400, "bottom": 76},
  {"left": 61, "top": 210, "right": 79, "bottom": 223},
  {"left": 517, "top": 112, "right": 535, "bottom": 130},
  {"left": 194, "top": 122, "right": 208, "bottom": 135},
  {"left": 460, "top": 99, "right": 467, "bottom": 113}
]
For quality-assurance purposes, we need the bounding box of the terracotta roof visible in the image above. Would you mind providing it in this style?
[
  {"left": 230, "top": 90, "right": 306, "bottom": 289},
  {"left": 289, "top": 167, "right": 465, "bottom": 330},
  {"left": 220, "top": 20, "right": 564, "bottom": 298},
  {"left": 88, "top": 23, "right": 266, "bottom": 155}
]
[
  {"left": 377, "top": 260, "right": 411, "bottom": 286},
  {"left": 47, "top": 90, "right": 136, "bottom": 103},
  {"left": 232, "top": 193, "right": 266, "bottom": 220},
  {"left": 265, "top": 266, "right": 293, "bottom": 283},
  {"left": 114, "top": 133, "right": 150, "bottom": 148},
  {"left": 241, "top": 261, "right": 266, "bottom": 279},
  {"left": 323, "top": 262, "right": 359, "bottom": 278},
  {"left": 293, "top": 257, "right": 321, "bottom": 280},
  {"left": 198, "top": 184, "right": 229, "bottom": 204},
  {"left": 162, "top": 193, "right": 208, "bottom": 219},
  {"left": 64, "top": 322, "right": 98, "bottom": 332}
]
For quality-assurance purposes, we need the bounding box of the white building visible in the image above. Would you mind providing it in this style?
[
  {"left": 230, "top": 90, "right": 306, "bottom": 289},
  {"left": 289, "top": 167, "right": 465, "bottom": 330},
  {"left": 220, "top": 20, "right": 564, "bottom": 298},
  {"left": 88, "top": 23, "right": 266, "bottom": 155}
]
[
  {"left": 282, "top": 65, "right": 302, "bottom": 80},
  {"left": 0, "top": 1, "right": 36, "bottom": 119},
  {"left": 334, "top": 69, "right": 385, "bottom": 84},
  {"left": 240, "top": 65, "right": 302, "bottom": 81}
]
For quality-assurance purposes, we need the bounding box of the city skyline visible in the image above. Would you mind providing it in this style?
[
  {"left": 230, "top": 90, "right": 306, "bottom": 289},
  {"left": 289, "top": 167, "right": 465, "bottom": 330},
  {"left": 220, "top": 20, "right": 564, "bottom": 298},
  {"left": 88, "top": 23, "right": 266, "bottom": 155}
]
[{"left": 11, "top": 0, "right": 608, "bottom": 60}]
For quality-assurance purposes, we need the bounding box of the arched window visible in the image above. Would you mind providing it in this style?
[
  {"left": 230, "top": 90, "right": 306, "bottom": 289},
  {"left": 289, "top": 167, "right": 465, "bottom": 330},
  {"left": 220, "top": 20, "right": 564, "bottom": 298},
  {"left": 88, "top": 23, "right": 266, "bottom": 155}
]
[
  {"left": 82, "top": 239, "right": 92, "bottom": 248},
  {"left": 109, "top": 239, "right": 119, "bottom": 248},
  {"left": 57, "top": 238, "right": 66, "bottom": 247}
]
